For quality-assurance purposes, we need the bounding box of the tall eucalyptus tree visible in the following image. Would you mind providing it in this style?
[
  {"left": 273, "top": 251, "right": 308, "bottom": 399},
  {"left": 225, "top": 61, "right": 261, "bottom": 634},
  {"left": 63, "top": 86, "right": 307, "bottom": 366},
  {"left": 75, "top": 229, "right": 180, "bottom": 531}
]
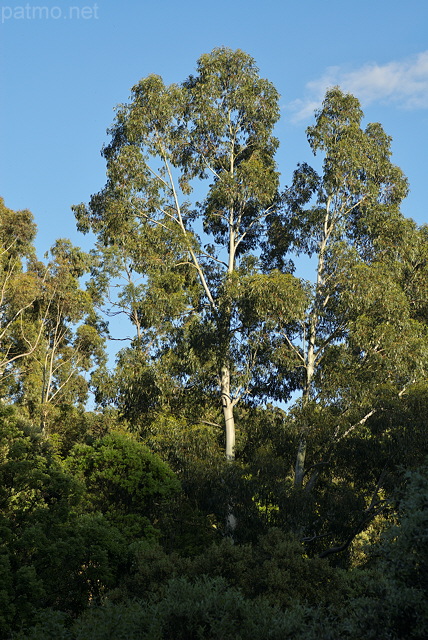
[
  {"left": 74, "top": 48, "right": 305, "bottom": 459},
  {"left": 267, "top": 88, "right": 425, "bottom": 491}
]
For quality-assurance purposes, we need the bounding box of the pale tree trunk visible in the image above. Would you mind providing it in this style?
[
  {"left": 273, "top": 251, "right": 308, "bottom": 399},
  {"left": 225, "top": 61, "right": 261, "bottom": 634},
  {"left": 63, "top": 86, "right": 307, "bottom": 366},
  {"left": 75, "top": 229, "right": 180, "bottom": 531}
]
[
  {"left": 294, "top": 201, "right": 331, "bottom": 489},
  {"left": 220, "top": 362, "right": 238, "bottom": 536},
  {"left": 165, "top": 141, "right": 239, "bottom": 465},
  {"left": 294, "top": 437, "right": 307, "bottom": 489},
  {"left": 221, "top": 364, "right": 235, "bottom": 461},
  {"left": 222, "top": 149, "right": 238, "bottom": 532},
  {"left": 294, "top": 329, "right": 316, "bottom": 488},
  {"left": 223, "top": 197, "right": 237, "bottom": 461}
]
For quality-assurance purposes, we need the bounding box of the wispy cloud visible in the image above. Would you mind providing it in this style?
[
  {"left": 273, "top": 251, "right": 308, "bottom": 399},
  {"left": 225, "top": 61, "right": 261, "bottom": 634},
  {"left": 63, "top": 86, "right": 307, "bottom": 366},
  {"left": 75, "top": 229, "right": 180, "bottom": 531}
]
[{"left": 288, "top": 50, "right": 428, "bottom": 123}]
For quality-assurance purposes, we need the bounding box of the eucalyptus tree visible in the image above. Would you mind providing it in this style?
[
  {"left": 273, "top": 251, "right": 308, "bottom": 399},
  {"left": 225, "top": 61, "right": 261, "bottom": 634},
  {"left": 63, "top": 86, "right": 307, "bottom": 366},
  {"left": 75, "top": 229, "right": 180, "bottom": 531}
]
[
  {"left": 74, "top": 48, "right": 306, "bottom": 460},
  {"left": 267, "top": 88, "right": 426, "bottom": 493},
  {"left": 18, "top": 239, "right": 106, "bottom": 431},
  {"left": 0, "top": 199, "right": 53, "bottom": 400}
]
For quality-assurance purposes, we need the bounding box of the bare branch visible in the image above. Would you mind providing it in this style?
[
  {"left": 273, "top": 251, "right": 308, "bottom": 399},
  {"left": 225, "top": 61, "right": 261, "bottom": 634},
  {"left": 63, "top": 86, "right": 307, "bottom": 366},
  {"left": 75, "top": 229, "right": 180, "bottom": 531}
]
[
  {"left": 235, "top": 204, "right": 276, "bottom": 249},
  {"left": 196, "top": 250, "right": 228, "bottom": 269},
  {"left": 334, "top": 408, "right": 377, "bottom": 442},
  {"left": 281, "top": 331, "right": 306, "bottom": 364},
  {"left": 158, "top": 141, "right": 217, "bottom": 310}
]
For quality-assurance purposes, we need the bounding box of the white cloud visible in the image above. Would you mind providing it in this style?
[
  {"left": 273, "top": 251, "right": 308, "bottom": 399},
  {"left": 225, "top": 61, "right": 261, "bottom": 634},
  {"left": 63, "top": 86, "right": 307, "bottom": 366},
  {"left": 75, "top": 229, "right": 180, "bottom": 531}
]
[{"left": 289, "top": 51, "right": 428, "bottom": 123}]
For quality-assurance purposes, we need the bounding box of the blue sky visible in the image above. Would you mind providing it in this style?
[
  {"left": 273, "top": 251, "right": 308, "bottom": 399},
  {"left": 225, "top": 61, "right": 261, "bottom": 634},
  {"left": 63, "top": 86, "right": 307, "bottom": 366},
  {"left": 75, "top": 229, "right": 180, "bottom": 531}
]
[{"left": 1, "top": 0, "right": 427, "bottom": 258}]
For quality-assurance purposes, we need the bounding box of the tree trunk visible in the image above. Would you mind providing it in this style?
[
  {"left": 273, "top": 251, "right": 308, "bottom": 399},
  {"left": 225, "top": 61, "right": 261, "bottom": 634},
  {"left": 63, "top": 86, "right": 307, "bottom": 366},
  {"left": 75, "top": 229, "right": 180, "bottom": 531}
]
[
  {"left": 294, "top": 436, "right": 307, "bottom": 489},
  {"left": 294, "top": 348, "right": 315, "bottom": 488},
  {"left": 220, "top": 364, "right": 235, "bottom": 461},
  {"left": 294, "top": 203, "right": 331, "bottom": 489}
]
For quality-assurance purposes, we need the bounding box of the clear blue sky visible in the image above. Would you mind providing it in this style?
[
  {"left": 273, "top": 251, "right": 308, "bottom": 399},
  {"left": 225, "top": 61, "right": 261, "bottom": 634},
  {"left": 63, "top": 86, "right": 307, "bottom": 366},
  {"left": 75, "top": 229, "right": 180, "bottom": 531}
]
[{"left": 1, "top": 0, "right": 427, "bottom": 258}]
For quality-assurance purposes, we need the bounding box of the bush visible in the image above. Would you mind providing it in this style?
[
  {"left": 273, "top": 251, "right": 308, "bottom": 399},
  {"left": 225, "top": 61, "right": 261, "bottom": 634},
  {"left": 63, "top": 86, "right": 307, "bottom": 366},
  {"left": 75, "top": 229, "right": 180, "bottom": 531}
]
[{"left": 65, "top": 432, "right": 180, "bottom": 539}]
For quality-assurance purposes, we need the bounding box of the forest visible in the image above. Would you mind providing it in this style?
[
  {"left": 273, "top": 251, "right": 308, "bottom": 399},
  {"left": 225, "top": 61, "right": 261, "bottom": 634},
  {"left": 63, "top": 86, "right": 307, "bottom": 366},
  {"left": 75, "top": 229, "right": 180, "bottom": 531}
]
[{"left": 1, "top": 47, "right": 428, "bottom": 639}]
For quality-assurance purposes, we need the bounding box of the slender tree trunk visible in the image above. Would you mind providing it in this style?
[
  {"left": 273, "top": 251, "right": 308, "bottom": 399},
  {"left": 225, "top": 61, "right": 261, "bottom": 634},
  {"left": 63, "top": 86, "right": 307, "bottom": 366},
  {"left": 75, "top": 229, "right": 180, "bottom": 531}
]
[
  {"left": 294, "top": 318, "right": 316, "bottom": 488},
  {"left": 220, "top": 364, "right": 235, "bottom": 460},
  {"left": 294, "top": 202, "right": 331, "bottom": 489},
  {"left": 220, "top": 362, "right": 238, "bottom": 537},
  {"left": 294, "top": 437, "right": 307, "bottom": 489},
  {"left": 222, "top": 178, "right": 237, "bottom": 461}
]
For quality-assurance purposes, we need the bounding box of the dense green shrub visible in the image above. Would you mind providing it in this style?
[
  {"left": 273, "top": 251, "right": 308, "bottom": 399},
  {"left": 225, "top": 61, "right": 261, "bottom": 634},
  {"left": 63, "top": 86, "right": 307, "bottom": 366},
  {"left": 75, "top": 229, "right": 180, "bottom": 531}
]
[{"left": 65, "top": 432, "right": 181, "bottom": 539}]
